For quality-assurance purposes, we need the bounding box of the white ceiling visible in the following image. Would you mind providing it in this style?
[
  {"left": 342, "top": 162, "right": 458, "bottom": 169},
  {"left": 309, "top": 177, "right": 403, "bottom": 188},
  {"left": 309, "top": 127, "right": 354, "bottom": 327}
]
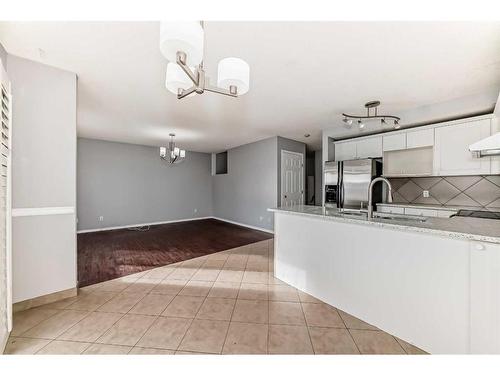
[{"left": 1, "top": 21, "right": 500, "bottom": 152}]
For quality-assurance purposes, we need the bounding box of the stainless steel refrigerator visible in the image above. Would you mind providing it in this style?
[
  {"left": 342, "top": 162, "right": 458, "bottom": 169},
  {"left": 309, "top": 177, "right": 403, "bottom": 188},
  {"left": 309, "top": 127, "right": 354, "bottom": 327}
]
[{"left": 324, "top": 158, "right": 383, "bottom": 210}]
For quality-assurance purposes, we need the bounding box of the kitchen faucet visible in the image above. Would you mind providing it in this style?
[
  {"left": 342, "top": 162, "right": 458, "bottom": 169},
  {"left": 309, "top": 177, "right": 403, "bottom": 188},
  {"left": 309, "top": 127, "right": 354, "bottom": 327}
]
[{"left": 368, "top": 177, "right": 393, "bottom": 219}]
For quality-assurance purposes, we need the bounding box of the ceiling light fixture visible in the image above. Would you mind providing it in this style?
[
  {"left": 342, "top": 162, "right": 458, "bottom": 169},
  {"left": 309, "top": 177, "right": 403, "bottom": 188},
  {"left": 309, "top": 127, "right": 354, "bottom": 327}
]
[
  {"left": 160, "top": 21, "right": 250, "bottom": 99},
  {"left": 343, "top": 101, "right": 400, "bottom": 130},
  {"left": 343, "top": 117, "right": 353, "bottom": 127},
  {"left": 160, "top": 133, "right": 186, "bottom": 164}
]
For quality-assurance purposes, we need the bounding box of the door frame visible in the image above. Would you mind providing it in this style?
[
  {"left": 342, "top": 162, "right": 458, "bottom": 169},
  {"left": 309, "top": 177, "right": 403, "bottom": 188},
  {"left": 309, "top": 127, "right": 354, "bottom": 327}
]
[{"left": 280, "top": 150, "right": 304, "bottom": 207}]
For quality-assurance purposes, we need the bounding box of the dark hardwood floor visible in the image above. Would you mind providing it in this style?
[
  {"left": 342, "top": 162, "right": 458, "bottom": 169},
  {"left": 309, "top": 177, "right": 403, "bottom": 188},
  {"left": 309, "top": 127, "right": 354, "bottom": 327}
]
[{"left": 77, "top": 218, "right": 273, "bottom": 287}]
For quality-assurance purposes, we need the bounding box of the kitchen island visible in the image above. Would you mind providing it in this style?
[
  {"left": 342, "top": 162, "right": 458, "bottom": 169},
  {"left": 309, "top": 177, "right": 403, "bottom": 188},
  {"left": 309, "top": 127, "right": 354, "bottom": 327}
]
[{"left": 269, "top": 205, "right": 500, "bottom": 354}]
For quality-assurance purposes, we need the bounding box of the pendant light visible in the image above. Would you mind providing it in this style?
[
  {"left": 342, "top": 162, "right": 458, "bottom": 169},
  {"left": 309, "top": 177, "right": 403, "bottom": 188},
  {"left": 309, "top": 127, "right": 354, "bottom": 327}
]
[{"left": 160, "top": 21, "right": 250, "bottom": 99}]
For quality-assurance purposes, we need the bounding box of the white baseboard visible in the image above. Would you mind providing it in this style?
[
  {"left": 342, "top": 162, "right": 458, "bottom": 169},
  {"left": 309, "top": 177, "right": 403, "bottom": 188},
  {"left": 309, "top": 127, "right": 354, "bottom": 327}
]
[
  {"left": 211, "top": 216, "right": 274, "bottom": 234},
  {"left": 77, "top": 216, "right": 274, "bottom": 235},
  {"left": 77, "top": 216, "right": 213, "bottom": 234}
]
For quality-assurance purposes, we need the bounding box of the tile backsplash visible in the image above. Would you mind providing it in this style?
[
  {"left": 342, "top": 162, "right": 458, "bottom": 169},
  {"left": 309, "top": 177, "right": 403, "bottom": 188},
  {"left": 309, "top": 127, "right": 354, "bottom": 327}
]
[{"left": 387, "top": 176, "right": 500, "bottom": 209}]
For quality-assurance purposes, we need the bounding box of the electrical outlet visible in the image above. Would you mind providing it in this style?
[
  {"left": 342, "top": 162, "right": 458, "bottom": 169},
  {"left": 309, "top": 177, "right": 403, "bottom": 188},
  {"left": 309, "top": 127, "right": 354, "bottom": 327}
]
[
  {"left": 98, "top": 216, "right": 104, "bottom": 222},
  {"left": 423, "top": 190, "right": 430, "bottom": 198},
  {"left": 194, "top": 208, "right": 198, "bottom": 213}
]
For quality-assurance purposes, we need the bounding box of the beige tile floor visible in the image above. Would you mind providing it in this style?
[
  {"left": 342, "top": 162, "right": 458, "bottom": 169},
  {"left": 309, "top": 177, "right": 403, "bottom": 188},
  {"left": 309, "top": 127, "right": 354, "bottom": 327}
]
[{"left": 4, "top": 239, "right": 426, "bottom": 355}]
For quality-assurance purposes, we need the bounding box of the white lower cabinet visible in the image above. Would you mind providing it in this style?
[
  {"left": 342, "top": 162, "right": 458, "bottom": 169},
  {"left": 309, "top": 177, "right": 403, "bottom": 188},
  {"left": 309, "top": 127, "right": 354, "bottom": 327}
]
[
  {"left": 378, "top": 206, "right": 405, "bottom": 215},
  {"left": 470, "top": 241, "right": 500, "bottom": 353},
  {"left": 378, "top": 205, "right": 457, "bottom": 218},
  {"left": 404, "top": 207, "right": 438, "bottom": 217}
]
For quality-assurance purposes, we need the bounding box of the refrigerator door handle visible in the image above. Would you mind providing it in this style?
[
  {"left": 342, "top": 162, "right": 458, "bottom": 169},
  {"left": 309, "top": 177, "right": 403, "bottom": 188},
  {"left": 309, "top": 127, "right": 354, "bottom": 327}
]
[{"left": 337, "top": 161, "right": 343, "bottom": 209}]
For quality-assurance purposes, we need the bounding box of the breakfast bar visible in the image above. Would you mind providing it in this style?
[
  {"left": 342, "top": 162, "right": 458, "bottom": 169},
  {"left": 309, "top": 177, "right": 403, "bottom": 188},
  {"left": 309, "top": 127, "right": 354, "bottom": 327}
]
[{"left": 269, "top": 205, "right": 500, "bottom": 354}]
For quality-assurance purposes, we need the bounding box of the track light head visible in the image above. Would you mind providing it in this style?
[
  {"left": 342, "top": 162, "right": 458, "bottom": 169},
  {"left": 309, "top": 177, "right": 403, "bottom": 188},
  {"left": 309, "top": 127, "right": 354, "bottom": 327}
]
[
  {"left": 381, "top": 118, "right": 387, "bottom": 125},
  {"left": 394, "top": 119, "right": 400, "bottom": 129},
  {"left": 358, "top": 119, "right": 364, "bottom": 129},
  {"left": 343, "top": 117, "right": 353, "bottom": 126}
]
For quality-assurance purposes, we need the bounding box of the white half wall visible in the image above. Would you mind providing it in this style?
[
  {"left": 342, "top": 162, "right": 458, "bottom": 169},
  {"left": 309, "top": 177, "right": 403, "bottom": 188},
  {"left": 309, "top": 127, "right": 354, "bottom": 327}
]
[{"left": 8, "top": 55, "right": 77, "bottom": 303}]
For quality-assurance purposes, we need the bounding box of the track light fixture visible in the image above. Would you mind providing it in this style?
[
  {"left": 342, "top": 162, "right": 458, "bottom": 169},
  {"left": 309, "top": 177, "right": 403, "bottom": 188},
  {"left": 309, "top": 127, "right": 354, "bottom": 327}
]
[{"left": 343, "top": 101, "right": 401, "bottom": 130}]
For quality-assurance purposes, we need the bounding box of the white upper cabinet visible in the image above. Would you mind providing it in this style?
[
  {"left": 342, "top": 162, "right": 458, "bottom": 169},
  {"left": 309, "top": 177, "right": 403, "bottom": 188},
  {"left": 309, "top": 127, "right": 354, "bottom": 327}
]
[
  {"left": 434, "top": 119, "right": 491, "bottom": 176},
  {"left": 407, "top": 128, "right": 434, "bottom": 149},
  {"left": 335, "top": 136, "right": 382, "bottom": 161},
  {"left": 334, "top": 141, "right": 357, "bottom": 161},
  {"left": 335, "top": 115, "right": 496, "bottom": 175},
  {"left": 490, "top": 117, "right": 500, "bottom": 174},
  {"left": 356, "top": 136, "right": 383, "bottom": 158},
  {"left": 383, "top": 133, "right": 406, "bottom": 152},
  {"left": 383, "top": 128, "right": 433, "bottom": 151}
]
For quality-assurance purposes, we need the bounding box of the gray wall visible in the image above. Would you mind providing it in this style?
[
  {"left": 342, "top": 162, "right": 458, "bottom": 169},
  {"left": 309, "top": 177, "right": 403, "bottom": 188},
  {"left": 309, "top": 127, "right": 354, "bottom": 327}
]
[
  {"left": 212, "top": 137, "right": 277, "bottom": 231},
  {"left": 77, "top": 138, "right": 213, "bottom": 231},
  {"left": 314, "top": 150, "right": 323, "bottom": 206},
  {"left": 277, "top": 136, "right": 306, "bottom": 206},
  {"left": 8, "top": 55, "right": 77, "bottom": 302},
  {"left": 305, "top": 151, "right": 315, "bottom": 205}
]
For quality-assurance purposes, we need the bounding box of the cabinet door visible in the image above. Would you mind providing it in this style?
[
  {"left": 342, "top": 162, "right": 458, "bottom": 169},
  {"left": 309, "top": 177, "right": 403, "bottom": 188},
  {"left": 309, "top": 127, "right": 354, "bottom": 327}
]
[
  {"left": 434, "top": 119, "right": 491, "bottom": 176},
  {"left": 407, "top": 128, "right": 434, "bottom": 149},
  {"left": 383, "top": 133, "right": 406, "bottom": 151},
  {"left": 470, "top": 241, "right": 500, "bottom": 353},
  {"left": 404, "top": 207, "right": 438, "bottom": 217},
  {"left": 356, "top": 136, "right": 382, "bottom": 158},
  {"left": 334, "top": 141, "right": 357, "bottom": 161},
  {"left": 490, "top": 117, "right": 500, "bottom": 174},
  {"left": 378, "top": 206, "right": 405, "bottom": 214}
]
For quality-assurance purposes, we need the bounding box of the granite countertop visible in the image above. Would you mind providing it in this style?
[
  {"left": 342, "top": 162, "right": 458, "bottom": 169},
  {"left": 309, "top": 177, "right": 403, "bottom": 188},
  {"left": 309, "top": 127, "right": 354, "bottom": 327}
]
[
  {"left": 268, "top": 205, "right": 500, "bottom": 244},
  {"left": 376, "top": 202, "right": 480, "bottom": 211}
]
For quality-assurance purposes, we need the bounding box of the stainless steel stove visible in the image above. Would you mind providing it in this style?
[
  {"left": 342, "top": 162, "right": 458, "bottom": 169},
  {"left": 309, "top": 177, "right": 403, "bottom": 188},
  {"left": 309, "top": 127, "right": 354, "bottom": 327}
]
[{"left": 452, "top": 209, "right": 500, "bottom": 220}]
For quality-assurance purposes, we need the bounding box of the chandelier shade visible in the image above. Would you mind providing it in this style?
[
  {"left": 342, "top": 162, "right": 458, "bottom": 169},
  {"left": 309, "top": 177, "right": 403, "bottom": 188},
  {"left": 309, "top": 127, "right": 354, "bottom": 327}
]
[
  {"left": 165, "top": 62, "right": 196, "bottom": 95},
  {"left": 217, "top": 57, "right": 250, "bottom": 95},
  {"left": 159, "top": 21, "right": 204, "bottom": 66}
]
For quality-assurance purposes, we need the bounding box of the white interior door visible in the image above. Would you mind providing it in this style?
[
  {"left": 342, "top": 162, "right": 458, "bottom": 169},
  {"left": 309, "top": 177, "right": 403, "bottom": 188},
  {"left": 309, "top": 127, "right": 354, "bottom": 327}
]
[{"left": 281, "top": 150, "right": 304, "bottom": 207}]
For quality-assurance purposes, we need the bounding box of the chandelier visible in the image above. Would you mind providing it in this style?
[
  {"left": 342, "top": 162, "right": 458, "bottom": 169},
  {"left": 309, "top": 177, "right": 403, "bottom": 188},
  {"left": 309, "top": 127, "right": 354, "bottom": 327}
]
[
  {"left": 342, "top": 101, "right": 401, "bottom": 130},
  {"left": 160, "top": 21, "right": 250, "bottom": 99},
  {"left": 160, "top": 134, "right": 186, "bottom": 164}
]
